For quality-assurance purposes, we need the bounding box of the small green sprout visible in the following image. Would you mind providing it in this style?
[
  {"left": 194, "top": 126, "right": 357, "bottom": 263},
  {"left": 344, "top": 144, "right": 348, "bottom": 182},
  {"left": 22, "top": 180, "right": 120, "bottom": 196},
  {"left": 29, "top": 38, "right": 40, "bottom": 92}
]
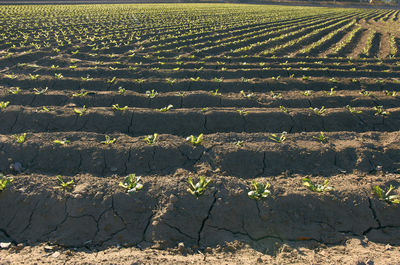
[
  {"left": 235, "top": 140, "right": 244, "bottom": 147},
  {"left": 8, "top": 87, "right": 20, "bottom": 94},
  {"left": 187, "top": 176, "right": 212, "bottom": 198},
  {"left": 146, "top": 89, "right": 158, "bottom": 98},
  {"left": 29, "top": 74, "right": 40, "bottom": 80},
  {"left": 240, "top": 90, "right": 254, "bottom": 98},
  {"left": 302, "top": 178, "right": 333, "bottom": 192},
  {"left": 269, "top": 131, "right": 287, "bottom": 143},
  {"left": 326, "top": 87, "right": 336, "bottom": 96},
  {"left": 313, "top": 132, "right": 328, "bottom": 143},
  {"left": 248, "top": 180, "right": 271, "bottom": 200},
  {"left": 176, "top": 91, "right": 186, "bottom": 97},
  {"left": 384, "top": 90, "right": 397, "bottom": 97},
  {"left": 309, "top": 106, "right": 326, "bottom": 115},
  {"left": 210, "top": 89, "right": 221, "bottom": 96},
  {"left": 270, "top": 91, "right": 282, "bottom": 99},
  {"left": 74, "top": 105, "right": 86, "bottom": 116},
  {"left": 33, "top": 87, "right": 48, "bottom": 95},
  {"left": 101, "top": 135, "right": 116, "bottom": 144},
  {"left": 0, "top": 173, "right": 13, "bottom": 192},
  {"left": 159, "top": 104, "right": 173, "bottom": 112},
  {"left": 279, "top": 105, "right": 288, "bottom": 113},
  {"left": 346, "top": 105, "right": 362, "bottom": 114},
  {"left": 54, "top": 138, "right": 70, "bottom": 145},
  {"left": 237, "top": 109, "right": 248, "bottom": 116},
  {"left": 40, "top": 106, "right": 50, "bottom": 112},
  {"left": 72, "top": 89, "right": 88, "bottom": 97},
  {"left": 373, "top": 106, "right": 390, "bottom": 116},
  {"left": 360, "top": 89, "right": 372, "bottom": 96},
  {"left": 201, "top": 107, "right": 209, "bottom": 112},
  {"left": 54, "top": 73, "right": 63, "bottom": 79},
  {"left": 57, "top": 175, "right": 74, "bottom": 191},
  {"left": 303, "top": 90, "right": 312, "bottom": 96},
  {"left": 373, "top": 185, "right": 400, "bottom": 204},
  {"left": 81, "top": 75, "right": 93, "bottom": 81},
  {"left": 14, "top": 133, "right": 26, "bottom": 143},
  {"left": 112, "top": 104, "right": 128, "bottom": 111},
  {"left": 0, "top": 101, "right": 10, "bottom": 110},
  {"left": 107, "top": 76, "right": 117, "bottom": 84},
  {"left": 144, "top": 133, "right": 158, "bottom": 145},
  {"left": 302, "top": 75, "right": 310, "bottom": 81},
  {"left": 119, "top": 174, "right": 143, "bottom": 194},
  {"left": 118, "top": 87, "right": 126, "bottom": 95},
  {"left": 186, "top": 134, "right": 203, "bottom": 146}
]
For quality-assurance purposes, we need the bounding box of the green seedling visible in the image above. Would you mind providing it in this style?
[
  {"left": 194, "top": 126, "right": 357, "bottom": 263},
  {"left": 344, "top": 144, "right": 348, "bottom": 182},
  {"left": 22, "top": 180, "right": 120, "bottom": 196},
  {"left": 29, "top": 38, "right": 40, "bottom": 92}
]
[
  {"left": 54, "top": 138, "right": 70, "bottom": 145},
  {"left": 279, "top": 105, "right": 288, "bottom": 113},
  {"left": 237, "top": 109, "right": 248, "bottom": 116},
  {"left": 72, "top": 89, "right": 88, "bottom": 97},
  {"left": 101, "top": 135, "right": 116, "bottom": 144},
  {"left": 309, "top": 106, "right": 326, "bottom": 115},
  {"left": 190, "top": 77, "right": 200, "bottom": 82},
  {"left": 269, "top": 131, "right": 287, "bottom": 143},
  {"left": 313, "top": 132, "right": 328, "bottom": 143},
  {"left": 74, "top": 105, "right": 86, "bottom": 116},
  {"left": 373, "top": 185, "right": 400, "bottom": 204},
  {"left": 81, "top": 75, "right": 93, "bottom": 81},
  {"left": 14, "top": 133, "right": 26, "bottom": 143},
  {"left": 40, "top": 106, "right": 50, "bottom": 112},
  {"left": 8, "top": 87, "right": 20, "bottom": 94},
  {"left": 248, "top": 180, "right": 271, "bottom": 200},
  {"left": 303, "top": 90, "right": 312, "bottom": 96},
  {"left": 201, "top": 107, "right": 209, "bottom": 112},
  {"left": 54, "top": 73, "right": 63, "bottom": 79},
  {"left": 384, "top": 90, "right": 397, "bottom": 97},
  {"left": 360, "top": 89, "right": 372, "bottom": 96},
  {"left": 144, "top": 133, "right": 158, "bottom": 145},
  {"left": 326, "top": 87, "right": 336, "bottom": 96},
  {"left": 235, "top": 140, "right": 244, "bottom": 147},
  {"left": 146, "top": 89, "right": 158, "bottom": 98},
  {"left": 112, "top": 104, "right": 128, "bottom": 111},
  {"left": 107, "top": 76, "right": 117, "bottom": 84},
  {"left": 186, "top": 134, "right": 203, "bottom": 146},
  {"left": 210, "top": 89, "right": 221, "bottom": 96},
  {"left": 240, "top": 90, "right": 254, "bottom": 98},
  {"left": 270, "top": 91, "right": 282, "bottom": 99},
  {"left": 176, "top": 91, "right": 186, "bottom": 97},
  {"left": 57, "top": 175, "right": 74, "bottom": 191},
  {"left": 29, "top": 74, "right": 39, "bottom": 80},
  {"left": 0, "top": 101, "right": 10, "bottom": 110},
  {"left": 119, "top": 174, "right": 143, "bottom": 194},
  {"left": 302, "top": 75, "right": 310, "bottom": 81},
  {"left": 33, "top": 87, "right": 48, "bottom": 95},
  {"left": 346, "top": 105, "right": 362, "bottom": 114},
  {"left": 118, "top": 87, "right": 126, "bottom": 95},
  {"left": 160, "top": 104, "right": 173, "bottom": 112},
  {"left": 0, "top": 173, "right": 13, "bottom": 192},
  {"left": 302, "top": 178, "right": 333, "bottom": 192},
  {"left": 373, "top": 106, "right": 390, "bottom": 116},
  {"left": 187, "top": 176, "right": 212, "bottom": 198}
]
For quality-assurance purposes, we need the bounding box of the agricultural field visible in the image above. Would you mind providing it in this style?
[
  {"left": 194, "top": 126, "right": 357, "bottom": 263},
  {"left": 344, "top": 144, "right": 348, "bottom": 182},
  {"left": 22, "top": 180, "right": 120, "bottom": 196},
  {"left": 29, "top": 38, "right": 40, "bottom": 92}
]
[{"left": 1, "top": 3, "right": 400, "bottom": 263}]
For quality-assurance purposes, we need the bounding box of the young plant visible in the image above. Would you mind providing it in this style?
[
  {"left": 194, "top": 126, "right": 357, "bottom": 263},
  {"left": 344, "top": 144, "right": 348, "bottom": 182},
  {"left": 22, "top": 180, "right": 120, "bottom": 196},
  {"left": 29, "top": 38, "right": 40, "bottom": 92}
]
[
  {"left": 302, "top": 178, "right": 333, "bottom": 192},
  {"left": 248, "top": 180, "right": 271, "bottom": 200},
  {"left": 101, "top": 135, "right": 116, "bottom": 145},
  {"left": 325, "top": 87, "right": 336, "bottom": 96},
  {"left": 235, "top": 140, "right": 244, "bottom": 147},
  {"left": 146, "top": 89, "right": 158, "bottom": 98},
  {"left": 53, "top": 138, "right": 70, "bottom": 145},
  {"left": 33, "top": 87, "right": 48, "bottom": 95},
  {"left": 186, "top": 134, "right": 203, "bottom": 146},
  {"left": 269, "top": 131, "right": 287, "bottom": 143},
  {"left": 373, "top": 106, "right": 390, "bottom": 116},
  {"left": 0, "top": 101, "right": 10, "bottom": 110},
  {"left": 303, "top": 90, "right": 312, "bottom": 96},
  {"left": 187, "top": 176, "right": 212, "bottom": 198},
  {"left": 210, "top": 89, "right": 221, "bottom": 96},
  {"left": 118, "top": 87, "right": 126, "bottom": 95},
  {"left": 346, "top": 105, "right": 363, "bottom": 114},
  {"left": 144, "top": 133, "right": 158, "bottom": 145},
  {"left": 159, "top": 104, "right": 173, "bottom": 112},
  {"left": 14, "top": 133, "right": 26, "bottom": 143},
  {"left": 360, "top": 89, "right": 372, "bottom": 96},
  {"left": 279, "top": 105, "right": 288, "bottom": 113},
  {"left": 119, "top": 174, "right": 143, "bottom": 194},
  {"left": 237, "top": 109, "right": 248, "bottom": 116},
  {"left": 54, "top": 73, "right": 63, "bottom": 79},
  {"left": 384, "top": 90, "right": 397, "bottom": 97},
  {"left": 107, "top": 77, "right": 117, "bottom": 84},
  {"left": 8, "top": 87, "right": 20, "bottom": 94},
  {"left": 72, "top": 89, "right": 88, "bottom": 97},
  {"left": 74, "top": 105, "right": 87, "bottom": 116},
  {"left": 270, "top": 91, "right": 282, "bottom": 99},
  {"left": 313, "top": 132, "right": 328, "bottom": 143},
  {"left": 29, "top": 74, "right": 40, "bottom": 80},
  {"left": 309, "top": 106, "right": 326, "bottom": 116},
  {"left": 57, "top": 175, "right": 74, "bottom": 191},
  {"left": 112, "top": 104, "right": 128, "bottom": 111},
  {"left": 373, "top": 185, "right": 400, "bottom": 204},
  {"left": 240, "top": 90, "right": 254, "bottom": 98},
  {"left": 0, "top": 173, "right": 13, "bottom": 192}
]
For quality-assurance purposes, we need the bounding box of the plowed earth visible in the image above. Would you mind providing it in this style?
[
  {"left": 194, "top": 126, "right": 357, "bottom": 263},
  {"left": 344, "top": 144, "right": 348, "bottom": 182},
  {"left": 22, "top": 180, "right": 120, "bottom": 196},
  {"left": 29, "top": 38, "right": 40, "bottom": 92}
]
[{"left": 0, "top": 3, "right": 400, "bottom": 264}]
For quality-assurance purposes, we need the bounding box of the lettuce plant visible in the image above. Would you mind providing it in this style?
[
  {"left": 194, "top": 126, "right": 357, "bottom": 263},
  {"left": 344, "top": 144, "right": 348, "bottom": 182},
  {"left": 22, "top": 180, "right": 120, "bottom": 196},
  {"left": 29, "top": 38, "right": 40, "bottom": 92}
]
[
  {"left": 74, "top": 105, "right": 87, "bottom": 116},
  {"left": 373, "top": 185, "right": 399, "bottom": 204},
  {"left": 313, "top": 132, "right": 328, "bottom": 143},
  {"left": 14, "top": 133, "right": 26, "bottom": 143},
  {"left": 54, "top": 138, "right": 70, "bottom": 145},
  {"left": 187, "top": 176, "right": 212, "bottom": 198},
  {"left": 72, "top": 89, "right": 88, "bottom": 97},
  {"left": 248, "top": 180, "right": 271, "bottom": 200},
  {"left": 57, "top": 175, "right": 74, "bottom": 191},
  {"left": 144, "top": 133, "right": 158, "bottom": 144},
  {"left": 101, "top": 135, "right": 116, "bottom": 144},
  {"left": 373, "top": 106, "right": 390, "bottom": 116},
  {"left": 269, "top": 131, "right": 287, "bottom": 143},
  {"left": 0, "top": 173, "right": 13, "bottom": 192},
  {"left": 0, "top": 101, "right": 10, "bottom": 110},
  {"left": 119, "top": 174, "right": 143, "bottom": 194},
  {"left": 302, "top": 178, "right": 333, "bottom": 192},
  {"left": 160, "top": 104, "right": 173, "bottom": 112},
  {"left": 112, "top": 104, "right": 128, "bottom": 111},
  {"left": 186, "top": 134, "right": 203, "bottom": 146}
]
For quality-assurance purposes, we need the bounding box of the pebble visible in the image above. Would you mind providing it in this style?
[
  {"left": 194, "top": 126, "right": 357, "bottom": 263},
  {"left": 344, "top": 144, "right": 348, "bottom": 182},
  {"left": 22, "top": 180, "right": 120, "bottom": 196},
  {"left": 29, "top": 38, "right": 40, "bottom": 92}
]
[
  {"left": 52, "top": 251, "right": 60, "bottom": 258},
  {"left": 0, "top": 242, "right": 11, "bottom": 249}
]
